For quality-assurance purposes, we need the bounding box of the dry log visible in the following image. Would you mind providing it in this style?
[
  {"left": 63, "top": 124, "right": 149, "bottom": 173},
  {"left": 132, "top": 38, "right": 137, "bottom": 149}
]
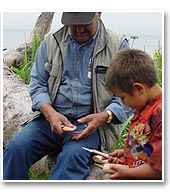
[
  {"left": 3, "top": 66, "right": 31, "bottom": 146},
  {"left": 3, "top": 11, "right": 55, "bottom": 146}
]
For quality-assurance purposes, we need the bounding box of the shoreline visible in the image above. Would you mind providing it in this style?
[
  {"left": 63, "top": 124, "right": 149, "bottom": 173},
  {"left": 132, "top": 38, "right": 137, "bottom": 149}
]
[{"left": 3, "top": 29, "right": 162, "bottom": 57}]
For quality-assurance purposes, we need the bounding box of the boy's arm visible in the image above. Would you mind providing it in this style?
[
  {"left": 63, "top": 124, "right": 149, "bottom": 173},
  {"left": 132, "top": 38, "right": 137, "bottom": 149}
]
[{"left": 109, "top": 163, "right": 162, "bottom": 180}]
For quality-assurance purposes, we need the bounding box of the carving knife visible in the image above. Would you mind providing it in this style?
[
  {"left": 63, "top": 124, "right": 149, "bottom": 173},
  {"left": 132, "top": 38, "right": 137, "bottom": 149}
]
[{"left": 82, "top": 147, "right": 109, "bottom": 159}]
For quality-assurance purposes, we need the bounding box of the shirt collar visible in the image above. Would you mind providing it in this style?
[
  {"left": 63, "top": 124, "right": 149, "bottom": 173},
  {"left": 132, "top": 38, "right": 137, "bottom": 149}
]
[{"left": 132, "top": 92, "right": 162, "bottom": 121}]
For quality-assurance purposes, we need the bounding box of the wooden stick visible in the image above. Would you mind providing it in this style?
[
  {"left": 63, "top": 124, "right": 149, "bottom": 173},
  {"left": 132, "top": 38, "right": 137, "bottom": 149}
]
[
  {"left": 93, "top": 155, "right": 109, "bottom": 164},
  {"left": 94, "top": 163, "right": 116, "bottom": 173}
]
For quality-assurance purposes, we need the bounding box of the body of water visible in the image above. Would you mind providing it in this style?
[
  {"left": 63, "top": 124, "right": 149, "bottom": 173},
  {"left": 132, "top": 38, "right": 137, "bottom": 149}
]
[
  {"left": 3, "top": 29, "right": 162, "bottom": 58},
  {"left": 3, "top": 29, "right": 31, "bottom": 51},
  {"left": 127, "top": 34, "right": 162, "bottom": 56}
]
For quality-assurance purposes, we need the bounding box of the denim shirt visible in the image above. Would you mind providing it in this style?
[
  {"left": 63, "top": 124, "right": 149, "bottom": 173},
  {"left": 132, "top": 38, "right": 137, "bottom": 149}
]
[
  {"left": 30, "top": 27, "right": 131, "bottom": 120},
  {"left": 53, "top": 35, "right": 97, "bottom": 118}
]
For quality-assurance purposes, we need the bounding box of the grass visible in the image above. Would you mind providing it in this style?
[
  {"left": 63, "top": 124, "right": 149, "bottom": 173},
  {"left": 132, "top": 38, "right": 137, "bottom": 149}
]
[
  {"left": 11, "top": 34, "right": 41, "bottom": 85},
  {"left": 112, "top": 114, "right": 134, "bottom": 150},
  {"left": 154, "top": 50, "right": 162, "bottom": 87},
  {"left": 29, "top": 168, "right": 50, "bottom": 180}
]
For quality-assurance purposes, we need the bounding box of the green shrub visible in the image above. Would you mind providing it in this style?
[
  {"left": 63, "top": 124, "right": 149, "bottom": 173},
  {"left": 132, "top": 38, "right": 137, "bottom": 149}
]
[
  {"left": 113, "top": 114, "right": 133, "bottom": 151},
  {"left": 154, "top": 51, "right": 162, "bottom": 87},
  {"left": 11, "top": 34, "right": 41, "bottom": 85},
  {"left": 29, "top": 167, "right": 50, "bottom": 180}
]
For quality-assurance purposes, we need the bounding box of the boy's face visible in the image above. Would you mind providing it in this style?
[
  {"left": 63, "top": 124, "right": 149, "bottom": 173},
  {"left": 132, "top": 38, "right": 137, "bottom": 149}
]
[{"left": 113, "top": 87, "right": 147, "bottom": 112}]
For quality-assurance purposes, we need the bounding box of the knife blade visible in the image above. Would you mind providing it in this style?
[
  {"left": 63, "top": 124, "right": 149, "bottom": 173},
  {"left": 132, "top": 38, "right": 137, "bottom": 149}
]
[{"left": 82, "top": 147, "right": 109, "bottom": 158}]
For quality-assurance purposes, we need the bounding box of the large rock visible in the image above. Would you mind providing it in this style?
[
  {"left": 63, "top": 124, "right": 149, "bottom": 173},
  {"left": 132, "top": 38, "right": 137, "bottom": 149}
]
[{"left": 3, "top": 65, "right": 32, "bottom": 146}]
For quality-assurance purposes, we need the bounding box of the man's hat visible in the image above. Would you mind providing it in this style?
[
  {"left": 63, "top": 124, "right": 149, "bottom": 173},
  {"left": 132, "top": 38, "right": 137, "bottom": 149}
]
[{"left": 61, "top": 12, "right": 97, "bottom": 25}]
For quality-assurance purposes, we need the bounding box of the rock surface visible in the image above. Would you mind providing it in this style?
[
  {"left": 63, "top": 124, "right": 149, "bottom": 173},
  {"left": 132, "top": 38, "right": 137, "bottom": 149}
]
[{"left": 3, "top": 66, "right": 32, "bottom": 146}]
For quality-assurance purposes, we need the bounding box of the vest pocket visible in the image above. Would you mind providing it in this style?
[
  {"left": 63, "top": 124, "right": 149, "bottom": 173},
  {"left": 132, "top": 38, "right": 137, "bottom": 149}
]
[
  {"left": 44, "top": 62, "right": 52, "bottom": 73},
  {"left": 95, "top": 66, "right": 108, "bottom": 74}
]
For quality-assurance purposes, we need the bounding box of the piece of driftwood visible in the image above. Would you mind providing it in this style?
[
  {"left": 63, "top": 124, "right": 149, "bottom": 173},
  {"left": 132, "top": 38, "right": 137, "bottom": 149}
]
[
  {"left": 3, "top": 65, "right": 32, "bottom": 147},
  {"left": 3, "top": 11, "right": 55, "bottom": 146}
]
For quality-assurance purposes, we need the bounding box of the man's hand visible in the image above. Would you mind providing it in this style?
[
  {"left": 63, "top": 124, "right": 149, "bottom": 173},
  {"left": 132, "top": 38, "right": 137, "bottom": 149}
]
[
  {"left": 72, "top": 111, "right": 110, "bottom": 140},
  {"left": 40, "top": 103, "right": 74, "bottom": 136}
]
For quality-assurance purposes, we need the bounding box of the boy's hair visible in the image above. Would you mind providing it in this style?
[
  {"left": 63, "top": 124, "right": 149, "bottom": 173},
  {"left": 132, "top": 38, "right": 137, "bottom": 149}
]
[{"left": 105, "top": 49, "right": 159, "bottom": 94}]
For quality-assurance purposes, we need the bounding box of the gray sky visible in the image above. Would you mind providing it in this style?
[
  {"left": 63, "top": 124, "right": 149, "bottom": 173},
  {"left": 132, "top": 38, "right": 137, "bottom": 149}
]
[{"left": 3, "top": 11, "right": 163, "bottom": 36}]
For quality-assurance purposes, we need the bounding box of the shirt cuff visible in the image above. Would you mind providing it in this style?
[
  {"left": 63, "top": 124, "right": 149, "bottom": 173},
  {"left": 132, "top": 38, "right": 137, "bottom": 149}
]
[
  {"left": 106, "top": 103, "right": 128, "bottom": 124},
  {"left": 32, "top": 93, "right": 52, "bottom": 111}
]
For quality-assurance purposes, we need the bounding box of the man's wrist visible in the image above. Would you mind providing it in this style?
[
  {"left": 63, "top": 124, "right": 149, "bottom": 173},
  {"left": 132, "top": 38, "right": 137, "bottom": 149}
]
[
  {"left": 40, "top": 103, "right": 55, "bottom": 121},
  {"left": 104, "top": 109, "right": 113, "bottom": 124}
]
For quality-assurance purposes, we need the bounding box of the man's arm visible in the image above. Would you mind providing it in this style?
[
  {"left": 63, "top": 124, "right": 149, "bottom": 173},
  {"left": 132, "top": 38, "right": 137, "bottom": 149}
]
[
  {"left": 105, "top": 96, "right": 133, "bottom": 124},
  {"left": 29, "top": 40, "right": 74, "bottom": 135},
  {"left": 119, "top": 38, "right": 129, "bottom": 49},
  {"left": 29, "top": 40, "right": 51, "bottom": 111}
]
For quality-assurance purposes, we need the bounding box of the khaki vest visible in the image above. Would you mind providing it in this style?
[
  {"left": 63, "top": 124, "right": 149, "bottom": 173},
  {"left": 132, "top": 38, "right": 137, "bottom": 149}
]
[{"left": 31, "top": 20, "right": 125, "bottom": 152}]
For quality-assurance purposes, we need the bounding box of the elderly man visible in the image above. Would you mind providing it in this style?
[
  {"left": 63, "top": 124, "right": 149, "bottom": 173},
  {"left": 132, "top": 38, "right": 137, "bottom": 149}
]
[{"left": 3, "top": 12, "right": 131, "bottom": 180}]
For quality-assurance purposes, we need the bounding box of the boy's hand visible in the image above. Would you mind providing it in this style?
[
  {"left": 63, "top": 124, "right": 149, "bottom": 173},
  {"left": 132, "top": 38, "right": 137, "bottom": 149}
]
[
  {"left": 109, "top": 164, "right": 130, "bottom": 180},
  {"left": 108, "top": 149, "right": 124, "bottom": 164}
]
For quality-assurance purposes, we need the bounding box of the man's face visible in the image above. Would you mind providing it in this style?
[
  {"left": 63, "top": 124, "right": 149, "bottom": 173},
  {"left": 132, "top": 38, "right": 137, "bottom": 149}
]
[{"left": 69, "top": 15, "right": 99, "bottom": 44}]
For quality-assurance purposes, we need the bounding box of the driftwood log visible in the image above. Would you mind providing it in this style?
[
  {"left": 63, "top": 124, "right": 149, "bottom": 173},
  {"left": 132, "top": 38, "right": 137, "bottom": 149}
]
[
  {"left": 3, "top": 12, "right": 110, "bottom": 180},
  {"left": 3, "top": 12, "right": 55, "bottom": 145}
]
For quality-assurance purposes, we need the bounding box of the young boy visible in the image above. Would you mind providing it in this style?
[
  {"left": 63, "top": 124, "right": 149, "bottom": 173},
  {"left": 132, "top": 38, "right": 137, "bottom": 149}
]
[{"left": 105, "top": 49, "right": 162, "bottom": 180}]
